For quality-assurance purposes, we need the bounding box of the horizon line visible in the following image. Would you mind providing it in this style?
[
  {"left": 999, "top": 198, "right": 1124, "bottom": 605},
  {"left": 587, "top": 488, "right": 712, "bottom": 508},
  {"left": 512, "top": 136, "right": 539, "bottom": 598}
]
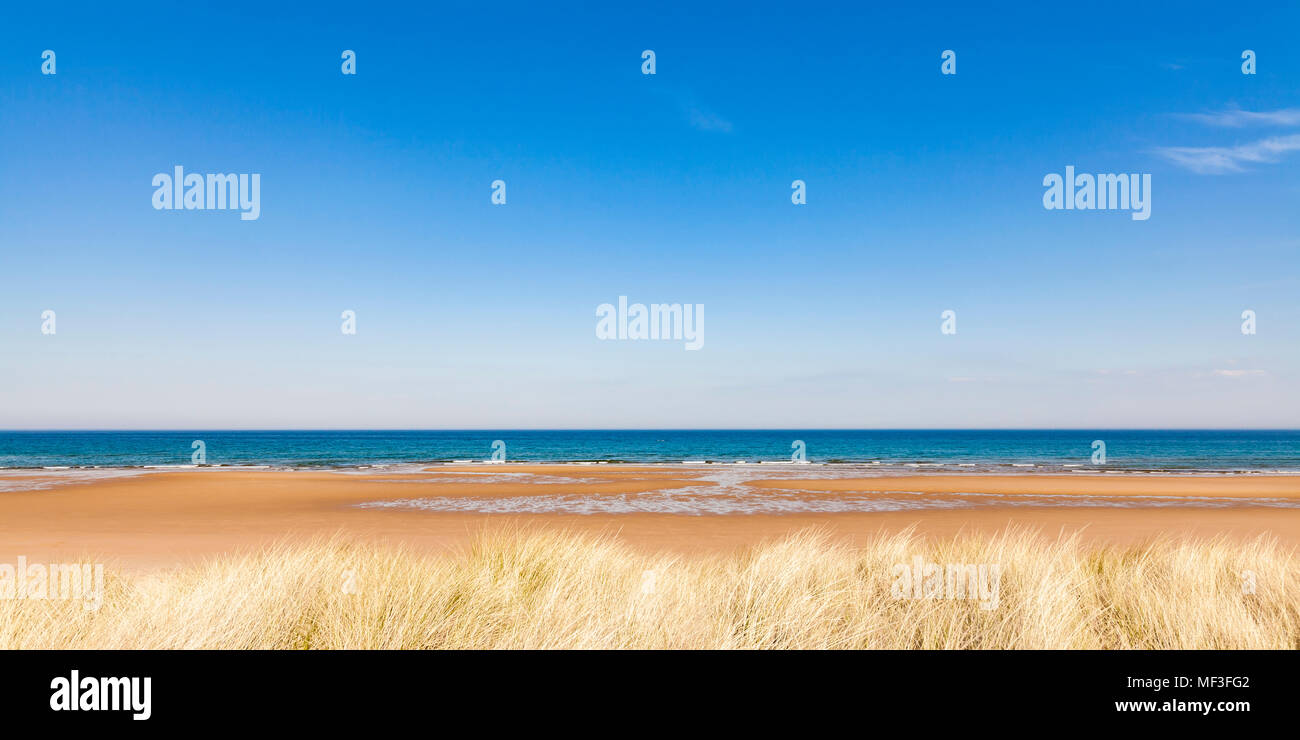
[{"left": 3, "top": 428, "right": 1299, "bottom": 433}]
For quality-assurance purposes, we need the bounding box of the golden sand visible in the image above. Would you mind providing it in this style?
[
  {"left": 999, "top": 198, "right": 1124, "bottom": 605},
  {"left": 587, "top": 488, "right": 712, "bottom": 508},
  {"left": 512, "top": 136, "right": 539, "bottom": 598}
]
[{"left": 1, "top": 465, "right": 1297, "bottom": 571}]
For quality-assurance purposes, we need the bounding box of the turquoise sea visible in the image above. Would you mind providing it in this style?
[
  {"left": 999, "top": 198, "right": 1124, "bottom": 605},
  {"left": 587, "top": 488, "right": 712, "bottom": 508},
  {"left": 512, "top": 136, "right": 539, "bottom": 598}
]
[{"left": 1, "top": 430, "right": 1297, "bottom": 473}]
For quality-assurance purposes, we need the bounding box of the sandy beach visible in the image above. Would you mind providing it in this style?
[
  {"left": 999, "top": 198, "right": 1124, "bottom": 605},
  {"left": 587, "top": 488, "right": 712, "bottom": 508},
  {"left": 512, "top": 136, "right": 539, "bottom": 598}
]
[{"left": 2, "top": 465, "right": 1298, "bottom": 571}]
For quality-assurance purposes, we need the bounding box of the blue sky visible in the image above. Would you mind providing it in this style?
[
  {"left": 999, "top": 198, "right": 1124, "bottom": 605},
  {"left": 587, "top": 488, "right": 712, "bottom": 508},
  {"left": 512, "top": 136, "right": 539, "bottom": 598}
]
[{"left": 1, "top": 1, "right": 1298, "bottom": 428}]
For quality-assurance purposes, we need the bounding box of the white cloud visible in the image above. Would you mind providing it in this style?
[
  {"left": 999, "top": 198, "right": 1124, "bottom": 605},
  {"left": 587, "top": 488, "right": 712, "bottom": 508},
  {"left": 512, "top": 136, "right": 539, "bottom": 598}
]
[
  {"left": 1182, "top": 107, "right": 1300, "bottom": 128},
  {"left": 1212, "top": 369, "right": 1267, "bottom": 377},
  {"left": 1154, "top": 133, "right": 1300, "bottom": 174}
]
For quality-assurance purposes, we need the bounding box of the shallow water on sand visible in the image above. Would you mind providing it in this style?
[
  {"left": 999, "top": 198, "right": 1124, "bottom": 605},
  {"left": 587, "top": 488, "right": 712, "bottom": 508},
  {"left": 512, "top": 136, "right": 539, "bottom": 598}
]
[{"left": 356, "top": 466, "right": 1300, "bottom": 516}]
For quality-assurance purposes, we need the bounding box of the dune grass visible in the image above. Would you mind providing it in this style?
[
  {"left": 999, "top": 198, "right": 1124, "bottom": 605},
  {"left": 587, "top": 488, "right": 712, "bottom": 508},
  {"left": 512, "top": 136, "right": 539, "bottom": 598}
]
[{"left": 1, "top": 528, "right": 1296, "bottom": 649}]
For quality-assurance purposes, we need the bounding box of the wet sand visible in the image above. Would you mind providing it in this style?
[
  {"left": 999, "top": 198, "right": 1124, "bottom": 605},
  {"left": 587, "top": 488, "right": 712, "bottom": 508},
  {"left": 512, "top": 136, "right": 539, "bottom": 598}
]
[{"left": 0, "top": 466, "right": 1297, "bottom": 571}]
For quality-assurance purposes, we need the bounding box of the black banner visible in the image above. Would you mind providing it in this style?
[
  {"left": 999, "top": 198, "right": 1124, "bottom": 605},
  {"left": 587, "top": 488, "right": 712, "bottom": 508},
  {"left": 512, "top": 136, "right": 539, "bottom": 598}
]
[{"left": 0, "top": 650, "right": 1286, "bottom": 727}]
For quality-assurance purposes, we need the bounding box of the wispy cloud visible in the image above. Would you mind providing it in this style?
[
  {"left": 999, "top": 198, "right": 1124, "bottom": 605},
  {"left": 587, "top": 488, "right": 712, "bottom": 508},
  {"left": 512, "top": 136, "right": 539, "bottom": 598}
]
[
  {"left": 1154, "top": 133, "right": 1300, "bottom": 174},
  {"left": 1181, "top": 107, "right": 1300, "bottom": 128},
  {"left": 686, "top": 105, "right": 733, "bottom": 133},
  {"left": 1158, "top": 108, "right": 1300, "bottom": 173},
  {"left": 1211, "top": 369, "right": 1267, "bottom": 378}
]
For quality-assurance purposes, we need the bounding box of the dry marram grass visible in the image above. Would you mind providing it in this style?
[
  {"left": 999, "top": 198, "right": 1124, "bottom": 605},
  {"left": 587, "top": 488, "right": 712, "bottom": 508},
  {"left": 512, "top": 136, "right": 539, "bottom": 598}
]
[{"left": 2, "top": 528, "right": 1295, "bottom": 649}]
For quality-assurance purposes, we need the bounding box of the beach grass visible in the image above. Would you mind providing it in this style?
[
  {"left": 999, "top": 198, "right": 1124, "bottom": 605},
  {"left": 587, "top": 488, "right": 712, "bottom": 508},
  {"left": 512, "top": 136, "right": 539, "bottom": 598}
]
[{"left": 2, "top": 528, "right": 1296, "bottom": 649}]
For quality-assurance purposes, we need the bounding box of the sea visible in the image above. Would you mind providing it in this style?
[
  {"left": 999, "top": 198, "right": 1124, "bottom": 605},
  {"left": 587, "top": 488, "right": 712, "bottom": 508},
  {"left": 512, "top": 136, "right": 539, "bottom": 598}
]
[{"left": 1, "top": 430, "right": 1297, "bottom": 474}]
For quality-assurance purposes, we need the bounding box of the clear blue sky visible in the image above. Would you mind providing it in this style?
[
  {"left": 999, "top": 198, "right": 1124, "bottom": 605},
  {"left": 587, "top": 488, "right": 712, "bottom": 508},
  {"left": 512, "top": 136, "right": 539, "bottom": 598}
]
[{"left": 1, "top": 1, "right": 1297, "bottom": 428}]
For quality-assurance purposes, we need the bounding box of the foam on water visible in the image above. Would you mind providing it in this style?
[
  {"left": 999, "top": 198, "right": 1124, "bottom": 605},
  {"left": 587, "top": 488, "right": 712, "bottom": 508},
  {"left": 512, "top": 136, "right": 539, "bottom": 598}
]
[{"left": 0, "top": 468, "right": 154, "bottom": 492}]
